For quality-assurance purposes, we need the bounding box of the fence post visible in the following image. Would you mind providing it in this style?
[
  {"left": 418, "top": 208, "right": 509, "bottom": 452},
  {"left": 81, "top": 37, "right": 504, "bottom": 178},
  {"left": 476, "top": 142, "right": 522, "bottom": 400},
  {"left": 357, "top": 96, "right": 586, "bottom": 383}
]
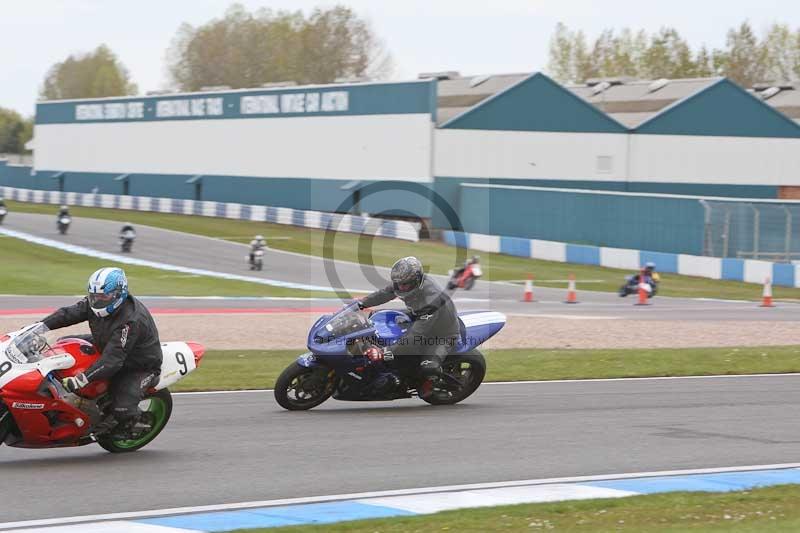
[
  {"left": 699, "top": 199, "right": 712, "bottom": 256},
  {"left": 784, "top": 205, "right": 792, "bottom": 263},
  {"left": 722, "top": 206, "right": 732, "bottom": 258},
  {"left": 749, "top": 204, "right": 760, "bottom": 260}
]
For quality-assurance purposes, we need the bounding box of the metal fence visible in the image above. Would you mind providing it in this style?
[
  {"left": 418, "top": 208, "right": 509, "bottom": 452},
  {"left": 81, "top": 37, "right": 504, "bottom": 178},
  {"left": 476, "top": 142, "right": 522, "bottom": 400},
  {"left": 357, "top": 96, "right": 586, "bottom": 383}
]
[{"left": 702, "top": 199, "right": 800, "bottom": 262}]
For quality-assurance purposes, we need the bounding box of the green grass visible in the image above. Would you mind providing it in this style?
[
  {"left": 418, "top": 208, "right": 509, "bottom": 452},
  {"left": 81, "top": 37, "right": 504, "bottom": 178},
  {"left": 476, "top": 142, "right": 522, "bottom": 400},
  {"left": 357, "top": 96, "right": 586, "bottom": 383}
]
[
  {"left": 171, "top": 345, "right": 800, "bottom": 392},
  {"left": 0, "top": 235, "right": 332, "bottom": 298},
  {"left": 7, "top": 200, "right": 792, "bottom": 301},
  {"left": 233, "top": 485, "right": 800, "bottom": 532}
]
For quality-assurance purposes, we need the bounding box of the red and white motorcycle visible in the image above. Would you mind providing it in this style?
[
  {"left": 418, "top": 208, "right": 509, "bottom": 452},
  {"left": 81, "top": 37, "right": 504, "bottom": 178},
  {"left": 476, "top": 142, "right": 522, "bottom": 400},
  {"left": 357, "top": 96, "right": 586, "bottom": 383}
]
[
  {"left": 447, "top": 262, "right": 483, "bottom": 291},
  {"left": 0, "top": 323, "right": 203, "bottom": 453}
]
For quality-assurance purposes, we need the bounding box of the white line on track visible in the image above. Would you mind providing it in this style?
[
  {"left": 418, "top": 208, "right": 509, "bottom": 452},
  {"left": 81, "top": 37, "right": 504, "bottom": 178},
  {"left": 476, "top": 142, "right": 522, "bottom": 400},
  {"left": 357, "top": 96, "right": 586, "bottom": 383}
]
[
  {"left": 3, "top": 463, "right": 800, "bottom": 530},
  {"left": 172, "top": 372, "right": 800, "bottom": 397}
]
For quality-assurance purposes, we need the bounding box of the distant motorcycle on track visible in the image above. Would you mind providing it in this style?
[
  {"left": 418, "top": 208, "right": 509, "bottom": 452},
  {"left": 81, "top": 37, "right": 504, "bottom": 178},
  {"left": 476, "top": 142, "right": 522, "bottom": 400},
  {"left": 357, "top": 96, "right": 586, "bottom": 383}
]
[
  {"left": 119, "top": 225, "right": 136, "bottom": 253},
  {"left": 618, "top": 274, "right": 659, "bottom": 298},
  {"left": 274, "top": 302, "right": 505, "bottom": 410},
  {"left": 248, "top": 249, "right": 264, "bottom": 271},
  {"left": 447, "top": 261, "right": 483, "bottom": 291},
  {"left": 57, "top": 214, "right": 71, "bottom": 235},
  {"left": 0, "top": 204, "right": 7, "bottom": 225},
  {"left": 0, "top": 322, "right": 204, "bottom": 453}
]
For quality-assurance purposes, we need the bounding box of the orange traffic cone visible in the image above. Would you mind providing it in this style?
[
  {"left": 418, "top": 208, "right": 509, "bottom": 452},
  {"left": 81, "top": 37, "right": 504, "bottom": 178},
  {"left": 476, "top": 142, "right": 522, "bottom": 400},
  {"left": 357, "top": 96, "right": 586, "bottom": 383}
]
[
  {"left": 760, "top": 277, "right": 775, "bottom": 307},
  {"left": 565, "top": 274, "right": 579, "bottom": 304},
  {"left": 523, "top": 274, "right": 535, "bottom": 302},
  {"left": 634, "top": 268, "right": 651, "bottom": 306}
]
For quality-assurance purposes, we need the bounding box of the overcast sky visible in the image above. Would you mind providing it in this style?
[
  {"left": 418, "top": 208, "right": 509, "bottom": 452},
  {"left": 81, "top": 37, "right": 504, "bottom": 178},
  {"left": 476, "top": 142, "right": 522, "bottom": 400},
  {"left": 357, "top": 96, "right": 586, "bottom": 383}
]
[{"left": 2, "top": 0, "right": 798, "bottom": 115}]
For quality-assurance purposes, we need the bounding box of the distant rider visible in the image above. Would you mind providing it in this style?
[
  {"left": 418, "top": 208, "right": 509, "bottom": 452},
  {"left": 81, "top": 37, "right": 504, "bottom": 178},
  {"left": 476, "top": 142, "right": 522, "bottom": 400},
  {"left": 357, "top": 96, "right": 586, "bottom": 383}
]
[
  {"left": 453, "top": 255, "right": 480, "bottom": 279},
  {"left": 634, "top": 262, "right": 659, "bottom": 286},
  {"left": 249, "top": 234, "right": 266, "bottom": 265},
  {"left": 58, "top": 205, "right": 70, "bottom": 217},
  {"left": 358, "top": 257, "right": 460, "bottom": 397},
  {"left": 40, "top": 267, "right": 163, "bottom": 438}
]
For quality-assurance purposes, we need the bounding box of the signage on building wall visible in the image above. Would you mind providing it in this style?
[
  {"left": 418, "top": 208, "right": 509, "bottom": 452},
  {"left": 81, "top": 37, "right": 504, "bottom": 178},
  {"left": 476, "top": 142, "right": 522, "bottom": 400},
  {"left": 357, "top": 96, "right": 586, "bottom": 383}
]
[
  {"left": 37, "top": 81, "right": 432, "bottom": 124},
  {"left": 72, "top": 91, "right": 349, "bottom": 122}
]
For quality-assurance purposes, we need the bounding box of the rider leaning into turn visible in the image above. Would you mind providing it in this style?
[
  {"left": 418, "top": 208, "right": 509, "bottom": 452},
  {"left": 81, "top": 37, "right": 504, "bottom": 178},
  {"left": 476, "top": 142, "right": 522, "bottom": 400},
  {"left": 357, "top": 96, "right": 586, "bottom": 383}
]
[
  {"left": 40, "top": 267, "right": 163, "bottom": 437},
  {"left": 635, "top": 262, "right": 660, "bottom": 285},
  {"left": 358, "top": 256, "right": 460, "bottom": 397}
]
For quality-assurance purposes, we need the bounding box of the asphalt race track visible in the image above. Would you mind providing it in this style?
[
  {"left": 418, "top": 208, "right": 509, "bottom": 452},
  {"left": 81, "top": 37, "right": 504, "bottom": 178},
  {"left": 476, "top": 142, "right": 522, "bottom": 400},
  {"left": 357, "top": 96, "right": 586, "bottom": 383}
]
[
  {"left": 2, "top": 376, "right": 800, "bottom": 522},
  {"left": 2, "top": 212, "right": 797, "bottom": 321},
  {"left": 3, "top": 212, "right": 800, "bottom": 523}
]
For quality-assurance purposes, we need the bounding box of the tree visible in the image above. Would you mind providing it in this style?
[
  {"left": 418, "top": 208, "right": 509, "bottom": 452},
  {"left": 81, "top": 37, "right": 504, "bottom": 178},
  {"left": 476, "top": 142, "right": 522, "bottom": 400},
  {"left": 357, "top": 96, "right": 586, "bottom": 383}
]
[
  {"left": 693, "top": 46, "right": 717, "bottom": 77},
  {"left": 761, "top": 23, "right": 800, "bottom": 81},
  {"left": 547, "top": 22, "right": 574, "bottom": 82},
  {"left": 40, "top": 45, "right": 137, "bottom": 100},
  {"left": 0, "top": 108, "right": 33, "bottom": 154},
  {"left": 639, "top": 28, "right": 696, "bottom": 79},
  {"left": 572, "top": 30, "right": 593, "bottom": 83},
  {"left": 166, "top": 4, "right": 393, "bottom": 91},
  {"left": 715, "top": 22, "right": 768, "bottom": 87},
  {"left": 545, "top": 21, "right": 800, "bottom": 86}
]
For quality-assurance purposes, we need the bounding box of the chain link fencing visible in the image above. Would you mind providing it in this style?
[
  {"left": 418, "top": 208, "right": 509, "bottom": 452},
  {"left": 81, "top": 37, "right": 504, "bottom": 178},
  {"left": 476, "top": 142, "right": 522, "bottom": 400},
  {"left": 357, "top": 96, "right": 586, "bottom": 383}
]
[{"left": 702, "top": 199, "right": 800, "bottom": 262}]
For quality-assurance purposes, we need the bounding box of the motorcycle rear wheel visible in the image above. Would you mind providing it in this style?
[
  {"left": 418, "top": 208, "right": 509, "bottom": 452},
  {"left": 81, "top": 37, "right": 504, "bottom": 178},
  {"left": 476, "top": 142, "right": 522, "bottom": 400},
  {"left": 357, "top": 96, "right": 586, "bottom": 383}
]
[
  {"left": 97, "top": 389, "right": 173, "bottom": 453},
  {"left": 422, "top": 350, "right": 486, "bottom": 406},
  {"left": 274, "top": 363, "right": 335, "bottom": 411}
]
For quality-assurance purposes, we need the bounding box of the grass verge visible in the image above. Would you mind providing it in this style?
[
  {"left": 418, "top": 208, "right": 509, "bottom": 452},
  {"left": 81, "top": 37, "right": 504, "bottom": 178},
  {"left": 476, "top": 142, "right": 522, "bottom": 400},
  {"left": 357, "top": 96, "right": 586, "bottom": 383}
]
[
  {"left": 171, "top": 345, "right": 800, "bottom": 392},
  {"left": 233, "top": 484, "right": 800, "bottom": 532},
  {"left": 7, "top": 200, "right": 792, "bottom": 301},
  {"left": 0, "top": 234, "right": 333, "bottom": 298}
]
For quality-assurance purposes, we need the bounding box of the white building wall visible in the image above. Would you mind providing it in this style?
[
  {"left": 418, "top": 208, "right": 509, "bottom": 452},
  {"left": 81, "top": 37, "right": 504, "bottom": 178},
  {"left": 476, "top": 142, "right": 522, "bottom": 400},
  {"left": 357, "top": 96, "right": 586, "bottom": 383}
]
[
  {"left": 436, "top": 129, "right": 800, "bottom": 187},
  {"left": 34, "top": 114, "right": 433, "bottom": 181},
  {"left": 435, "top": 129, "right": 629, "bottom": 180},
  {"left": 629, "top": 134, "right": 800, "bottom": 185}
]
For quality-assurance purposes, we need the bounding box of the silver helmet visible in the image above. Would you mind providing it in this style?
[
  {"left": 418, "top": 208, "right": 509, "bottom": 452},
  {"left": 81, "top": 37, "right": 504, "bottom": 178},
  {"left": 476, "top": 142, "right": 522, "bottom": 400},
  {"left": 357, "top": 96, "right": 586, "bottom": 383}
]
[{"left": 390, "top": 256, "right": 424, "bottom": 297}]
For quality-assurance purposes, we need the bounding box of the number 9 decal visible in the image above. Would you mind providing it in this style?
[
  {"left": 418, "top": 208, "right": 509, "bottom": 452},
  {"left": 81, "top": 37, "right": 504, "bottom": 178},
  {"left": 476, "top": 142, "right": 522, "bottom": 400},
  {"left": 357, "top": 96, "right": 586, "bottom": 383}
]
[{"left": 175, "top": 352, "right": 188, "bottom": 376}]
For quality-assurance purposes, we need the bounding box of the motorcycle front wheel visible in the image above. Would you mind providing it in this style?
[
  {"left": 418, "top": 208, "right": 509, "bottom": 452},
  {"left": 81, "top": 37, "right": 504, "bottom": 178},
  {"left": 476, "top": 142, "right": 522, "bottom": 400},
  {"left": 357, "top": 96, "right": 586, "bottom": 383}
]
[
  {"left": 0, "top": 403, "right": 12, "bottom": 446},
  {"left": 97, "top": 389, "right": 173, "bottom": 453},
  {"left": 274, "top": 362, "right": 335, "bottom": 411},
  {"left": 422, "top": 350, "right": 486, "bottom": 406}
]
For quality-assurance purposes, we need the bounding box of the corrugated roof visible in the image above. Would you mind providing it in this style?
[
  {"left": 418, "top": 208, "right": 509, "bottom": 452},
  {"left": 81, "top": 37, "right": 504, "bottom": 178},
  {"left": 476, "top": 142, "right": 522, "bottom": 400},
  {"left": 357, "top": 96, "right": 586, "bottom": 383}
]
[
  {"left": 435, "top": 72, "right": 800, "bottom": 129},
  {"left": 566, "top": 78, "right": 721, "bottom": 127},
  {"left": 758, "top": 86, "right": 800, "bottom": 119},
  {"left": 436, "top": 73, "right": 528, "bottom": 125}
]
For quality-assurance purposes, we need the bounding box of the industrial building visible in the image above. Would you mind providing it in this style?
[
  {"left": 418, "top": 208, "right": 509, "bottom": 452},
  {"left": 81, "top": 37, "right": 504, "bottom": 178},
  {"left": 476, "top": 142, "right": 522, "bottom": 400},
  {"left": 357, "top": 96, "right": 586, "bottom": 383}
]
[{"left": 3, "top": 71, "right": 800, "bottom": 259}]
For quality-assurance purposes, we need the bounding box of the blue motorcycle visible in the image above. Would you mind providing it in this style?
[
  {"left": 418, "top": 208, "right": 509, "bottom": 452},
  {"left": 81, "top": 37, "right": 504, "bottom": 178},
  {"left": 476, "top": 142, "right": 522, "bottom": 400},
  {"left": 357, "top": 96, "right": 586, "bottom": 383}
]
[{"left": 274, "top": 302, "right": 506, "bottom": 410}]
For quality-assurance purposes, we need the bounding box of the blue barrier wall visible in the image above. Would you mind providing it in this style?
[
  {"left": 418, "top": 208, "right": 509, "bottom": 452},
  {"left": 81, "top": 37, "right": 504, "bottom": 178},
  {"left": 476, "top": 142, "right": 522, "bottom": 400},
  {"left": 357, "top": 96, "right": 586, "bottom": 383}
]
[{"left": 457, "top": 184, "right": 706, "bottom": 255}]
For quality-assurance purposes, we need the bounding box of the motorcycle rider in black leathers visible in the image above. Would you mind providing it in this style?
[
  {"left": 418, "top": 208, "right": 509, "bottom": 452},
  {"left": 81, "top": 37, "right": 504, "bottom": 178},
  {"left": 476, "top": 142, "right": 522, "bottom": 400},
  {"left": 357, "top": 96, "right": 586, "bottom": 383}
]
[
  {"left": 358, "top": 257, "right": 460, "bottom": 397},
  {"left": 40, "top": 267, "right": 163, "bottom": 438}
]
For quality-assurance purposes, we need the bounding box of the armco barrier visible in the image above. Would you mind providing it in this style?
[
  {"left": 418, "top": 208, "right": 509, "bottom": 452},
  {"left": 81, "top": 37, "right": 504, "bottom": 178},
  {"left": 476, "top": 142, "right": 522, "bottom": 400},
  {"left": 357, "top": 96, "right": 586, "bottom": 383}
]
[
  {"left": 2, "top": 186, "right": 420, "bottom": 242},
  {"left": 443, "top": 230, "right": 799, "bottom": 288}
]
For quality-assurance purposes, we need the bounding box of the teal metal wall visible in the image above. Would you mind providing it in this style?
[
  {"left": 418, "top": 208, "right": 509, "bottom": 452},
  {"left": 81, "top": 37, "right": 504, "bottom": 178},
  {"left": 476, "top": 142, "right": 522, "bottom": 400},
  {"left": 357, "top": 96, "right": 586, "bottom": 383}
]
[
  {"left": 432, "top": 176, "right": 778, "bottom": 232},
  {"left": 0, "top": 163, "right": 434, "bottom": 216},
  {"left": 36, "top": 81, "right": 435, "bottom": 124},
  {"left": 635, "top": 79, "right": 800, "bottom": 138},
  {"left": 457, "top": 184, "right": 706, "bottom": 255},
  {"left": 442, "top": 73, "right": 626, "bottom": 133}
]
